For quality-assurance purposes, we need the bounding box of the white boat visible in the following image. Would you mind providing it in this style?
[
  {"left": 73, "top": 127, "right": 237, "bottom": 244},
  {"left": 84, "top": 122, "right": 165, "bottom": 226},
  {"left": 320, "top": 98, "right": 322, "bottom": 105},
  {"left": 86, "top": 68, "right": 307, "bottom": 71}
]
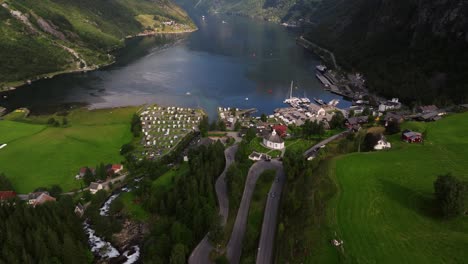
[
  {"left": 222, "top": 20, "right": 227, "bottom": 24},
  {"left": 328, "top": 99, "right": 340, "bottom": 107},
  {"left": 245, "top": 97, "right": 249, "bottom": 101},
  {"left": 283, "top": 81, "right": 300, "bottom": 104},
  {"left": 186, "top": 92, "right": 191, "bottom": 95}
]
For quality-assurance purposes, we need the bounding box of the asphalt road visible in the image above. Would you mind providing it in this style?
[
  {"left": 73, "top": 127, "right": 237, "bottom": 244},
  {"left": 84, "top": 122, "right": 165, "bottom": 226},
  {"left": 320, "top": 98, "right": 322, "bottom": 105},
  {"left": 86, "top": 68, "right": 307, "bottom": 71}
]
[
  {"left": 303, "top": 130, "right": 350, "bottom": 158},
  {"left": 189, "top": 145, "right": 238, "bottom": 264},
  {"left": 226, "top": 160, "right": 283, "bottom": 264},
  {"left": 255, "top": 163, "right": 286, "bottom": 264}
]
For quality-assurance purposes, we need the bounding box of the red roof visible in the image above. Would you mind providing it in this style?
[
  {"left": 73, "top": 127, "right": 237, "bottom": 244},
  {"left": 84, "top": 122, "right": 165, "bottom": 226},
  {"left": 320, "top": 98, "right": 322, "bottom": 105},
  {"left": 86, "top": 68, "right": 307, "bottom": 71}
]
[
  {"left": 32, "top": 193, "right": 56, "bottom": 206},
  {"left": 272, "top": 125, "right": 287, "bottom": 137},
  {"left": 0, "top": 191, "right": 17, "bottom": 200},
  {"left": 112, "top": 164, "right": 123, "bottom": 170},
  {"left": 80, "top": 167, "right": 88, "bottom": 173}
]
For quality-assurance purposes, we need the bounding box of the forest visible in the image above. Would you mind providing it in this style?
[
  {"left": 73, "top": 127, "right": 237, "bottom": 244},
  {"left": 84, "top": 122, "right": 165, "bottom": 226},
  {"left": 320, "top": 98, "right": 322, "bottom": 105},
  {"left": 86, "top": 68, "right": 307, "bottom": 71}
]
[
  {"left": 0, "top": 197, "right": 91, "bottom": 263},
  {"left": 137, "top": 141, "right": 226, "bottom": 263}
]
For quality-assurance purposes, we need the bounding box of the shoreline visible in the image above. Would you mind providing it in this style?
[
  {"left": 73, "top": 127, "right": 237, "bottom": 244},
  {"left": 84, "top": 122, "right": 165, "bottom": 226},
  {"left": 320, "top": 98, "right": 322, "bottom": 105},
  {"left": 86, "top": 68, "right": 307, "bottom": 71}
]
[{"left": 0, "top": 28, "right": 198, "bottom": 95}]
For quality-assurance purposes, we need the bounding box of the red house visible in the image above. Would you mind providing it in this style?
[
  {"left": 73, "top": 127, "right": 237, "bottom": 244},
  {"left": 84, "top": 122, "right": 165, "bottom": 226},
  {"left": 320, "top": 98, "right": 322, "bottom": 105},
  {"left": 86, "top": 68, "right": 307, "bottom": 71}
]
[
  {"left": 0, "top": 191, "right": 17, "bottom": 202},
  {"left": 272, "top": 125, "right": 287, "bottom": 137},
  {"left": 402, "top": 130, "right": 423, "bottom": 143}
]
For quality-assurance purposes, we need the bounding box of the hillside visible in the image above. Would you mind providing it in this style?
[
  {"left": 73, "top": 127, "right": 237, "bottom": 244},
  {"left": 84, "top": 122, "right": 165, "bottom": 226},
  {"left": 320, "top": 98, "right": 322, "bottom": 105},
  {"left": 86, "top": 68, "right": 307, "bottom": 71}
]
[
  {"left": 320, "top": 113, "right": 468, "bottom": 263},
  {"left": 305, "top": 0, "right": 468, "bottom": 105},
  {"left": 0, "top": 0, "right": 195, "bottom": 90},
  {"left": 177, "top": 0, "right": 322, "bottom": 22}
]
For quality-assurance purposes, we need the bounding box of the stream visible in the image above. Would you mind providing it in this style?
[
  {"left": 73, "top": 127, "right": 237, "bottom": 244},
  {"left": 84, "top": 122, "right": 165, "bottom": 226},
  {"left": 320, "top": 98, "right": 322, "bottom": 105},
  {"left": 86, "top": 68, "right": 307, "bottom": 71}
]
[{"left": 84, "top": 186, "right": 140, "bottom": 263}]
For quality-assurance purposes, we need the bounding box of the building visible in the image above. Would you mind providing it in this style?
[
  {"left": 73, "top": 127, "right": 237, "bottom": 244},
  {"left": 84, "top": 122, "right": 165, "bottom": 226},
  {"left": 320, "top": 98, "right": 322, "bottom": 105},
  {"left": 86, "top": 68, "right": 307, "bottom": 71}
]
[
  {"left": 75, "top": 203, "right": 85, "bottom": 217},
  {"left": 272, "top": 124, "right": 288, "bottom": 137},
  {"left": 89, "top": 182, "right": 103, "bottom": 194},
  {"left": 378, "top": 98, "right": 401, "bottom": 112},
  {"left": 248, "top": 152, "right": 271, "bottom": 161},
  {"left": 384, "top": 112, "right": 404, "bottom": 123},
  {"left": 418, "top": 105, "right": 438, "bottom": 114},
  {"left": 30, "top": 193, "right": 56, "bottom": 207},
  {"left": 28, "top": 192, "right": 48, "bottom": 205},
  {"left": 374, "top": 135, "right": 392, "bottom": 150},
  {"left": 263, "top": 129, "right": 284, "bottom": 150},
  {"left": 77, "top": 167, "right": 95, "bottom": 179},
  {"left": 0, "top": 191, "right": 16, "bottom": 203},
  {"left": 402, "top": 130, "right": 423, "bottom": 143},
  {"left": 111, "top": 164, "right": 124, "bottom": 174}
]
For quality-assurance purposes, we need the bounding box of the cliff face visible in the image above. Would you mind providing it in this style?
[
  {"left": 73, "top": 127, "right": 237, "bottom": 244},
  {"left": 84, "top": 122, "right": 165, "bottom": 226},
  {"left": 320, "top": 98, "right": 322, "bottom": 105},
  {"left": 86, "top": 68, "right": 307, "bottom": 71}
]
[{"left": 308, "top": 0, "right": 468, "bottom": 104}]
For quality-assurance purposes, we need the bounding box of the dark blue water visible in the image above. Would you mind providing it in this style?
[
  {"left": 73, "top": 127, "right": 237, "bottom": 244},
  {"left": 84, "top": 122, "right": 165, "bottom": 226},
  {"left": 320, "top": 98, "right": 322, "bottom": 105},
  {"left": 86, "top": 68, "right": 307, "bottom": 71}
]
[{"left": 0, "top": 15, "right": 348, "bottom": 117}]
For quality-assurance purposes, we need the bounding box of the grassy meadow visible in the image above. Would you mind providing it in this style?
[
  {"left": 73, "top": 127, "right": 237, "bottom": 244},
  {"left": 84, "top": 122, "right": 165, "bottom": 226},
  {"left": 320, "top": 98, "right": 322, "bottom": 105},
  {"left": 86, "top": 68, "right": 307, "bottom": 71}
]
[
  {"left": 0, "top": 107, "right": 137, "bottom": 193},
  {"left": 319, "top": 112, "right": 468, "bottom": 263}
]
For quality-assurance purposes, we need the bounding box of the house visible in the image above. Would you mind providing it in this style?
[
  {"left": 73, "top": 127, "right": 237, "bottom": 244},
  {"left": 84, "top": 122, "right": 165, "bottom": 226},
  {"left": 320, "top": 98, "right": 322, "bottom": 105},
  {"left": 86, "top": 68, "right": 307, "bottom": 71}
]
[
  {"left": 0, "top": 191, "right": 16, "bottom": 203},
  {"left": 402, "top": 130, "right": 423, "bottom": 143},
  {"left": 89, "top": 182, "right": 103, "bottom": 194},
  {"left": 418, "top": 105, "right": 438, "bottom": 114},
  {"left": 28, "top": 192, "right": 49, "bottom": 205},
  {"left": 374, "top": 135, "right": 392, "bottom": 150},
  {"left": 31, "top": 193, "right": 56, "bottom": 207},
  {"left": 111, "top": 164, "right": 124, "bottom": 174},
  {"left": 248, "top": 152, "right": 271, "bottom": 161},
  {"left": 384, "top": 112, "right": 404, "bottom": 123},
  {"left": 77, "top": 167, "right": 95, "bottom": 179},
  {"left": 75, "top": 203, "right": 85, "bottom": 217},
  {"left": 263, "top": 129, "right": 284, "bottom": 150},
  {"left": 378, "top": 98, "right": 401, "bottom": 112},
  {"left": 346, "top": 116, "right": 368, "bottom": 130},
  {"left": 418, "top": 111, "right": 442, "bottom": 122},
  {"left": 272, "top": 124, "right": 287, "bottom": 137},
  {"left": 249, "top": 152, "right": 262, "bottom": 161}
]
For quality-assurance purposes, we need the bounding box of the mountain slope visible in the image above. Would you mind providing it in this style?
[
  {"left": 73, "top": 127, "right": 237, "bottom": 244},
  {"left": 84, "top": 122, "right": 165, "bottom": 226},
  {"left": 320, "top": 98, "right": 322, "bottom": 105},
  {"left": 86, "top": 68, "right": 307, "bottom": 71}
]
[
  {"left": 178, "top": 0, "right": 323, "bottom": 22},
  {"left": 0, "top": 0, "right": 194, "bottom": 89},
  {"left": 306, "top": 0, "right": 468, "bottom": 105}
]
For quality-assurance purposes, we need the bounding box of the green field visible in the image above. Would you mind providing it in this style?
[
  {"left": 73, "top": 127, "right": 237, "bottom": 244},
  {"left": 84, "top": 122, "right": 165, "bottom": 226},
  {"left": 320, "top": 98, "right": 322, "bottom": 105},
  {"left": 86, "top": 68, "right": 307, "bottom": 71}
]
[
  {"left": 321, "top": 113, "right": 468, "bottom": 263},
  {"left": 0, "top": 107, "right": 137, "bottom": 193},
  {"left": 119, "top": 192, "right": 150, "bottom": 221},
  {"left": 152, "top": 162, "right": 189, "bottom": 190}
]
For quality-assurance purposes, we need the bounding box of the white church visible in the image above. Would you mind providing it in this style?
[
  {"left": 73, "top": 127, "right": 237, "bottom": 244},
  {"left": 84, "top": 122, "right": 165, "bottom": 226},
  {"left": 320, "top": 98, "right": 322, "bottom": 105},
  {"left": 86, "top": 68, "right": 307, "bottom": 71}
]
[{"left": 263, "top": 129, "right": 285, "bottom": 150}]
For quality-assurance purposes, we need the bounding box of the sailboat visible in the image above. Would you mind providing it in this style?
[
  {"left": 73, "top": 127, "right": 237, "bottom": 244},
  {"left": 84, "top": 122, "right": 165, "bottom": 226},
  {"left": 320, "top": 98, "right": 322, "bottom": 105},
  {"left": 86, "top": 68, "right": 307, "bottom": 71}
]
[{"left": 283, "top": 81, "right": 299, "bottom": 104}]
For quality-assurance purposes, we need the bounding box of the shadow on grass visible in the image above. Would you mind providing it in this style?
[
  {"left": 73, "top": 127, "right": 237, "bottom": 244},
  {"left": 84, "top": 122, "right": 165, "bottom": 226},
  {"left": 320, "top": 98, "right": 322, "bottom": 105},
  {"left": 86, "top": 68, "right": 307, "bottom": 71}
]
[{"left": 378, "top": 179, "right": 440, "bottom": 219}]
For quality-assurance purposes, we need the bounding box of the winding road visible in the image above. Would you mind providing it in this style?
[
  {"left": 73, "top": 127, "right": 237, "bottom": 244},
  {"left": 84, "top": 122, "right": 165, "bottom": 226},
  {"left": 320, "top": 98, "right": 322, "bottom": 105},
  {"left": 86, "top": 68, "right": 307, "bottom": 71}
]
[
  {"left": 189, "top": 145, "right": 238, "bottom": 264},
  {"left": 226, "top": 160, "right": 284, "bottom": 264},
  {"left": 255, "top": 164, "right": 286, "bottom": 264}
]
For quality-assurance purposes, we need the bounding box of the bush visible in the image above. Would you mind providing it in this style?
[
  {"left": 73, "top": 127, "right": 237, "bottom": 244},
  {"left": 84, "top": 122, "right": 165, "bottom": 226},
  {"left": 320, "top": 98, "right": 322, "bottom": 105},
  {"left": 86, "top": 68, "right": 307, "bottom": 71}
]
[{"left": 434, "top": 174, "right": 467, "bottom": 218}]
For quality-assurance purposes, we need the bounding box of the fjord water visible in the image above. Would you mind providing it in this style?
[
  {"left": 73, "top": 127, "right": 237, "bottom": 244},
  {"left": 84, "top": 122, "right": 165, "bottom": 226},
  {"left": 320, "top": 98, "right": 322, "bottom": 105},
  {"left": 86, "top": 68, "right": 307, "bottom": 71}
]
[{"left": 0, "top": 15, "right": 345, "bottom": 117}]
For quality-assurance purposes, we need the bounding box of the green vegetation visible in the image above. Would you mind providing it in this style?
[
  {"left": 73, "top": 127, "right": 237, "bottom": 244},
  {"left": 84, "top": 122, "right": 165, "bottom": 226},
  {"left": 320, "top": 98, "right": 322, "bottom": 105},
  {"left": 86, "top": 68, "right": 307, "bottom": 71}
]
[
  {"left": 306, "top": 0, "right": 468, "bottom": 105},
  {"left": 152, "top": 162, "right": 189, "bottom": 190},
  {"left": 0, "top": 197, "right": 92, "bottom": 263},
  {"left": 240, "top": 169, "right": 276, "bottom": 263},
  {"left": 0, "top": 107, "right": 137, "bottom": 193},
  {"left": 140, "top": 142, "right": 226, "bottom": 263},
  {"left": 120, "top": 191, "right": 150, "bottom": 221},
  {"left": 281, "top": 112, "right": 468, "bottom": 263},
  {"left": 0, "top": 0, "right": 194, "bottom": 88}
]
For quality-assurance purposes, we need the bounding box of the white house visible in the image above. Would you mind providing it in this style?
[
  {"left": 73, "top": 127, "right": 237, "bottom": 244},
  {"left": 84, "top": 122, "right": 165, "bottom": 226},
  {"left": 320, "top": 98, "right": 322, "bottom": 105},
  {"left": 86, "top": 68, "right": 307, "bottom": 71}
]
[
  {"left": 263, "top": 129, "right": 284, "bottom": 150},
  {"left": 374, "top": 136, "right": 392, "bottom": 150},
  {"left": 89, "top": 182, "right": 103, "bottom": 194}
]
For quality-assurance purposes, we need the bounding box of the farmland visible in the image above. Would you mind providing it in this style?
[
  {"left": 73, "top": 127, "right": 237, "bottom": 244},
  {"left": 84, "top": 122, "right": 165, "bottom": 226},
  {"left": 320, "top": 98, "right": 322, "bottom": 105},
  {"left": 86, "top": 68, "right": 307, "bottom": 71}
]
[
  {"left": 0, "top": 107, "right": 137, "bottom": 193},
  {"left": 320, "top": 112, "right": 468, "bottom": 263}
]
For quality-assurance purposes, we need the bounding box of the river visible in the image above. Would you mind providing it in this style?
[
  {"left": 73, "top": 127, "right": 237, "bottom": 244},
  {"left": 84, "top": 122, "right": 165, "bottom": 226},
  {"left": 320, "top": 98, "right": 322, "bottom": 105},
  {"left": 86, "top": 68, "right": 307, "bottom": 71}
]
[{"left": 0, "top": 15, "right": 348, "bottom": 117}]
